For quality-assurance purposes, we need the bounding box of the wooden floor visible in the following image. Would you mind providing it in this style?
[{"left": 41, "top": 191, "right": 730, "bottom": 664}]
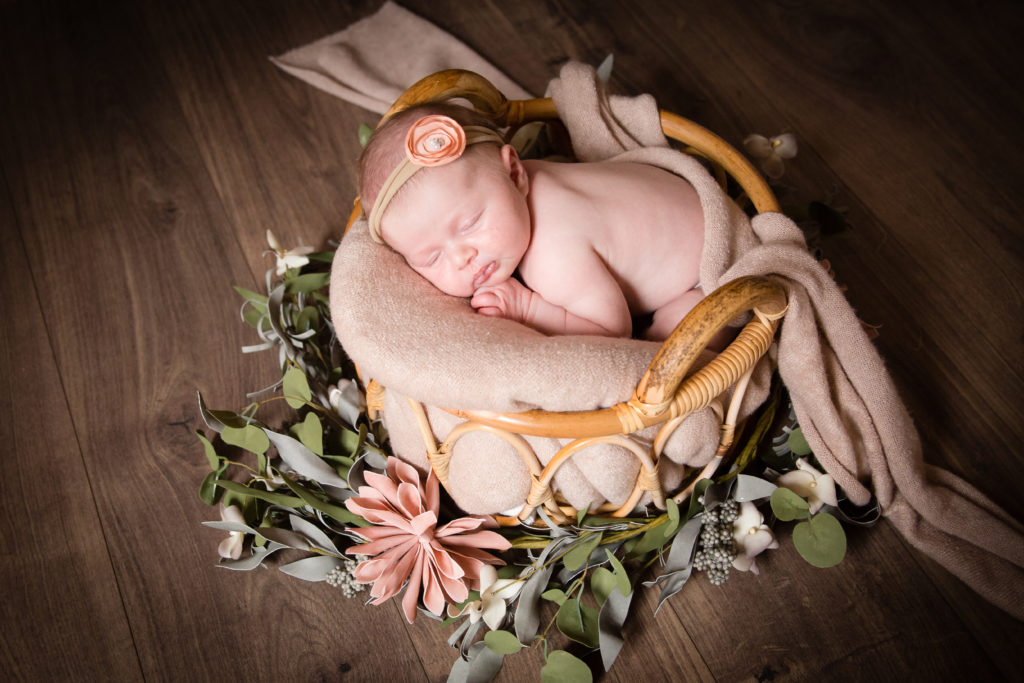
[{"left": 2, "top": 0, "right": 1022, "bottom": 680}]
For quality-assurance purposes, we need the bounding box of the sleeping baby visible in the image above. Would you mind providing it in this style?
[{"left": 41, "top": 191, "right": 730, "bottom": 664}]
[{"left": 359, "top": 103, "right": 706, "bottom": 340}]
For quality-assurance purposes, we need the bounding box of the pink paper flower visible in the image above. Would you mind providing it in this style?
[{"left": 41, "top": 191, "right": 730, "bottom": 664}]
[
  {"left": 344, "top": 457, "right": 511, "bottom": 623},
  {"left": 405, "top": 115, "right": 467, "bottom": 167}
]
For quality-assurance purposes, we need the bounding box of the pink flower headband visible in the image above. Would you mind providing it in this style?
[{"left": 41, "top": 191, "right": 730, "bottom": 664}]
[{"left": 367, "top": 114, "right": 505, "bottom": 244}]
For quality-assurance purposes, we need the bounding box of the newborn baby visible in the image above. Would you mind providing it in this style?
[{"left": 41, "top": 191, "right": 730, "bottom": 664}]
[{"left": 359, "top": 103, "right": 705, "bottom": 340}]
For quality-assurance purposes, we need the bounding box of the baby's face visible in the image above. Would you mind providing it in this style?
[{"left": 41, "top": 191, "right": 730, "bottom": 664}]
[{"left": 380, "top": 146, "right": 531, "bottom": 298}]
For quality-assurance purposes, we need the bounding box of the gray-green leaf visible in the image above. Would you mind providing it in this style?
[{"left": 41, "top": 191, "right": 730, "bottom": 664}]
[
  {"left": 541, "top": 650, "right": 593, "bottom": 683},
  {"left": 563, "top": 532, "right": 602, "bottom": 571},
  {"left": 793, "top": 512, "right": 847, "bottom": 568},
  {"left": 291, "top": 412, "right": 324, "bottom": 455},
  {"left": 282, "top": 366, "right": 312, "bottom": 409},
  {"left": 483, "top": 630, "right": 523, "bottom": 655},
  {"left": 787, "top": 427, "right": 812, "bottom": 456},
  {"left": 221, "top": 424, "right": 270, "bottom": 455},
  {"left": 555, "top": 598, "right": 600, "bottom": 649},
  {"left": 771, "top": 486, "right": 810, "bottom": 521}
]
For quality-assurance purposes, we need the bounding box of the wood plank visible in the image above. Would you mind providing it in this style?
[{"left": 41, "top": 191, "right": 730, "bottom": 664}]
[
  {"left": 0, "top": 171, "right": 143, "bottom": 682},
  {"left": 0, "top": 0, "right": 426, "bottom": 680}
]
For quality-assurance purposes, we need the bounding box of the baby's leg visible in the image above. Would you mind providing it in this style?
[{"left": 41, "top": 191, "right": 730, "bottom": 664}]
[{"left": 644, "top": 288, "right": 706, "bottom": 341}]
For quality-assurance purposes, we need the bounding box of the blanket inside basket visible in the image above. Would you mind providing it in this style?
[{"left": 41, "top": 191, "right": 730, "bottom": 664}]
[{"left": 279, "top": 2, "right": 1023, "bottom": 620}]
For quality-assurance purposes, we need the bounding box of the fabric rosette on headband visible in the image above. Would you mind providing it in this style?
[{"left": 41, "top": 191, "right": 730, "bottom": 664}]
[
  {"left": 367, "top": 114, "right": 505, "bottom": 243},
  {"left": 405, "top": 115, "right": 467, "bottom": 166}
]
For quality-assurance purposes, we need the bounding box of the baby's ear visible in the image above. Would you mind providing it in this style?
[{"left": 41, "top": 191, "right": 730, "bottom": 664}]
[{"left": 500, "top": 144, "right": 529, "bottom": 196}]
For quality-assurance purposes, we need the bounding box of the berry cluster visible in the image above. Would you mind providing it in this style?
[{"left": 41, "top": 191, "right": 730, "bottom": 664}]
[
  {"left": 693, "top": 500, "right": 740, "bottom": 585},
  {"left": 325, "top": 557, "right": 365, "bottom": 597}
]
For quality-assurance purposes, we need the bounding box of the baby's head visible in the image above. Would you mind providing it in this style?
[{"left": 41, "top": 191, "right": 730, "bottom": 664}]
[{"left": 359, "top": 103, "right": 532, "bottom": 298}]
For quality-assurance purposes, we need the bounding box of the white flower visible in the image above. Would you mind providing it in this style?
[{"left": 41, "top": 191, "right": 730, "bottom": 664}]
[
  {"left": 267, "top": 229, "right": 315, "bottom": 277},
  {"left": 743, "top": 133, "right": 798, "bottom": 180},
  {"left": 446, "top": 564, "right": 521, "bottom": 630},
  {"left": 217, "top": 504, "right": 247, "bottom": 560},
  {"left": 776, "top": 458, "right": 838, "bottom": 514},
  {"left": 731, "top": 501, "right": 779, "bottom": 574}
]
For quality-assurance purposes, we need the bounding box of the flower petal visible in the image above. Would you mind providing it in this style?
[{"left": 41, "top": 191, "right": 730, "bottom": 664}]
[
  {"left": 776, "top": 470, "right": 815, "bottom": 498},
  {"left": 771, "top": 133, "right": 798, "bottom": 159},
  {"left": 481, "top": 597, "right": 508, "bottom": 630},
  {"left": 743, "top": 134, "right": 772, "bottom": 159},
  {"left": 401, "top": 552, "right": 425, "bottom": 623}
]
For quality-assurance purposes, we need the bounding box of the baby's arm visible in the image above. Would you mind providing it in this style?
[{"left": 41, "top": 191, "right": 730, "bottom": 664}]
[{"left": 472, "top": 258, "right": 632, "bottom": 337}]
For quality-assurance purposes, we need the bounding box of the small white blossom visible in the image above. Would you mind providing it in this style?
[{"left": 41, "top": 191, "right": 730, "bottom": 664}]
[
  {"left": 217, "top": 504, "right": 246, "bottom": 560},
  {"left": 731, "top": 501, "right": 779, "bottom": 574},
  {"left": 776, "top": 458, "right": 838, "bottom": 514},
  {"left": 446, "top": 564, "right": 521, "bottom": 630},
  {"left": 267, "top": 229, "right": 315, "bottom": 277},
  {"left": 743, "top": 133, "right": 798, "bottom": 180}
]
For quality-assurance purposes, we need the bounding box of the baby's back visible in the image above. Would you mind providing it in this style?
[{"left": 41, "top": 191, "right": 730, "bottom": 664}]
[{"left": 520, "top": 159, "right": 705, "bottom": 315}]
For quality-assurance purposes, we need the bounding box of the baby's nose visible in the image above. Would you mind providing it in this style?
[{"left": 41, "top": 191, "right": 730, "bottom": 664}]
[{"left": 454, "top": 244, "right": 477, "bottom": 267}]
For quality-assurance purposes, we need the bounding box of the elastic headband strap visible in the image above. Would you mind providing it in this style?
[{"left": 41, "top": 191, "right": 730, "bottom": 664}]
[{"left": 367, "top": 125, "right": 504, "bottom": 244}]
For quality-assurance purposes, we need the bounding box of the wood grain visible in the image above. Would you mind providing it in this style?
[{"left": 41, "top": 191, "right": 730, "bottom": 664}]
[{"left": 1, "top": 0, "right": 1021, "bottom": 681}]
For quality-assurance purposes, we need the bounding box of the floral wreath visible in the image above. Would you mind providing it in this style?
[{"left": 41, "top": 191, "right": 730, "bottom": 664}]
[{"left": 197, "top": 127, "right": 869, "bottom": 683}]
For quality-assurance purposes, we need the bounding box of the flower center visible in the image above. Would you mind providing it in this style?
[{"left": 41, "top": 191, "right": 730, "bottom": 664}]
[
  {"left": 748, "top": 527, "right": 757, "bottom": 535},
  {"left": 427, "top": 136, "right": 446, "bottom": 151}
]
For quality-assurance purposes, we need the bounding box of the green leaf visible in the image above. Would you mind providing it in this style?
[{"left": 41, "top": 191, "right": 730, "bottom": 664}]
[
  {"left": 793, "top": 512, "right": 847, "bottom": 568},
  {"left": 196, "top": 431, "right": 222, "bottom": 470},
  {"left": 281, "top": 476, "right": 368, "bottom": 526},
  {"left": 541, "top": 650, "right": 593, "bottom": 683},
  {"left": 221, "top": 424, "right": 270, "bottom": 455},
  {"left": 357, "top": 123, "right": 373, "bottom": 148},
  {"left": 285, "top": 272, "right": 330, "bottom": 294},
  {"left": 576, "top": 505, "right": 590, "bottom": 526},
  {"left": 214, "top": 479, "right": 304, "bottom": 508},
  {"left": 787, "top": 427, "right": 812, "bottom": 456},
  {"left": 199, "top": 470, "right": 220, "bottom": 505},
  {"left": 233, "top": 285, "right": 268, "bottom": 305},
  {"left": 590, "top": 567, "right": 617, "bottom": 606},
  {"left": 541, "top": 588, "right": 568, "bottom": 605},
  {"left": 242, "top": 305, "right": 265, "bottom": 329},
  {"left": 563, "top": 532, "right": 603, "bottom": 571},
  {"left": 555, "top": 598, "right": 600, "bottom": 649},
  {"left": 770, "top": 487, "right": 810, "bottom": 521},
  {"left": 630, "top": 517, "right": 674, "bottom": 555},
  {"left": 291, "top": 412, "right": 324, "bottom": 455},
  {"left": 294, "top": 305, "right": 320, "bottom": 333},
  {"left": 664, "top": 498, "right": 680, "bottom": 536},
  {"left": 484, "top": 630, "right": 523, "bottom": 655},
  {"left": 685, "top": 478, "right": 713, "bottom": 522},
  {"left": 282, "top": 366, "right": 312, "bottom": 409},
  {"left": 605, "top": 550, "right": 632, "bottom": 597}
]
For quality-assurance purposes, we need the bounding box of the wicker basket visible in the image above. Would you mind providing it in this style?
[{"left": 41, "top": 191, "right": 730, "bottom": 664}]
[{"left": 345, "top": 70, "right": 788, "bottom": 526}]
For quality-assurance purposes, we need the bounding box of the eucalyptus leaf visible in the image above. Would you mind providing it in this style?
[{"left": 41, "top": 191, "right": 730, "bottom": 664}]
[
  {"left": 291, "top": 412, "right": 324, "bottom": 455},
  {"left": 793, "top": 512, "right": 846, "bottom": 568},
  {"left": 286, "top": 272, "right": 330, "bottom": 294},
  {"left": 233, "top": 285, "right": 268, "bottom": 305},
  {"left": 264, "top": 429, "right": 348, "bottom": 490},
  {"left": 279, "top": 555, "right": 343, "bottom": 581},
  {"left": 197, "top": 392, "right": 247, "bottom": 432},
  {"left": 605, "top": 550, "right": 631, "bottom": 597},
  {"left": 282, "top": 366, "right": 312, "bottom": 409},
  {"left": 483, "top": 630, "right": 523, "bottom": 655},
  {"left": 733, "top": 474, "right": 778, "bottom": 502},
  {"left": 787, "top": 427, "right": 812, "bottom": 456},
  {"left": 199, "top": 470, "right": 220, "bottom": 505},
  {"left": 214, "top": 479, "right": 305, "bottom": 508},
  {"left": 541, "top": 588, "right": 568, "bottom": 605},
  {"left": 289, "top": 514, "right": 340, "bottom": 553},
  {"left": 196, "top": 431, "right": 222, "bottom": 470},
  {"left": 597, "top": 582, "right": 632, "bottom": 672},
  {"left": 515, "top": 538, "right": 571, "bottom": 642},
  {"left": 221, "top": 424, "right": 270, "bottom": 455},
  {"left": 555, "top": 598, "right": 600, "bottom": 649},
  {"left": 258, "top": 526, "right": 311, "bottom": 550},
  {"left": 771, "top": 487, "right": 810, "bottom": 522},
  {"left": 447, "top": 640, "right": 505, "bottom": 683},
  {"left": 563, "top": 531, "right": 602, "bottom": 571},
  {"left": 541, "top": 650, "right": 592, "bottom": 683},
  {"left": 283, "top": 476, "right": 367, "bottom": 526},
  {"left": 216, "top": 541, "right": 287, "bottom": 571},
  {"left": 590, "top": 567, "right": 617, "bottom": 606}
]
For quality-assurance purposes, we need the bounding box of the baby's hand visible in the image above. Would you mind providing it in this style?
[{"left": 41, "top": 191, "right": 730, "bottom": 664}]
[{"left": 471, "top": 278, "right": 533, "bottom": 322}]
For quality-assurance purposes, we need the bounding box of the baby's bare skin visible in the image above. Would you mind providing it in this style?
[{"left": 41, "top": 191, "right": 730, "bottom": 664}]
[{"left": 379, "top": 144, "right": 704, "bottom": 340}]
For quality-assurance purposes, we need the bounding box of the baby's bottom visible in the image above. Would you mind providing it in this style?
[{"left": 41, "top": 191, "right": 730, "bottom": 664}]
[{"left": 644, "top": 287, "right": 706, "bottom": 341}]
